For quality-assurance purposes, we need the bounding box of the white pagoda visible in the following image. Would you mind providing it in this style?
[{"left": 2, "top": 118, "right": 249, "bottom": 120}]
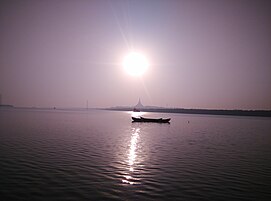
[{"left": 134, "top": 98, "right": 144, "bottom": 109}]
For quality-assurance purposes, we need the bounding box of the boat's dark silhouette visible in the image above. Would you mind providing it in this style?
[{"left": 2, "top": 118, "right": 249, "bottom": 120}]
[{"left": 132, "top": 116, "right": 170, "bottom": 123}]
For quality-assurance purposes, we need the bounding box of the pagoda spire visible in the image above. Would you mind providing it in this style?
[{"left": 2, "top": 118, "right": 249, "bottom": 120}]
[{"left": 135, "top": 98, "right": 144, "bottom": 109}]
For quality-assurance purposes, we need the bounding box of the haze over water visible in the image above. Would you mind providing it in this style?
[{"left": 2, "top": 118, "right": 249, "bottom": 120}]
[{"left": 1, "top": 109, "right": 270, "bottom": 200}]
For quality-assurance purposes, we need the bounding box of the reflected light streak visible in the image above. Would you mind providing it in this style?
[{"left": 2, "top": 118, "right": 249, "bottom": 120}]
[
  {"left": 128, "top": 111, "right": 147, "bottom": 117},
  {"left": 122, "top": 127, "right": 140, "bottom": 185},
  {"left": 128, "top": 128, "right": 139, "bottom": 166}
]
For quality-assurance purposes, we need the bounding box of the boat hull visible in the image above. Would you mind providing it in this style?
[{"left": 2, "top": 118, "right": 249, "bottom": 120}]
[{"left": 132, "top": 117, "right": 170, "bottom": 123}]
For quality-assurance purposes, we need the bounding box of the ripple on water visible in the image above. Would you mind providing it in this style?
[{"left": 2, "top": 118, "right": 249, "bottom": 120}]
[{"left": 0, "top": 110, "right": 271, "bottom": 200}]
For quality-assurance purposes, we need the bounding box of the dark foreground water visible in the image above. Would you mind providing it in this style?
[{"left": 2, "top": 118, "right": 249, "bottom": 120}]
[{"left": 0, "top": 109, "right": 271, "bottom": 200}]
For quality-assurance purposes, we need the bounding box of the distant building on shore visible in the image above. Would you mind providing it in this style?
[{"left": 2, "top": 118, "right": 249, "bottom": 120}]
[{"left": 134, "top": 98, "right": 144, "bottom": 110}]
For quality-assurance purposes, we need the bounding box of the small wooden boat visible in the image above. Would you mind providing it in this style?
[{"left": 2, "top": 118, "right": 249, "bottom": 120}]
[{"left": 132, "top": 116, "right": 170, "bottom": 123}]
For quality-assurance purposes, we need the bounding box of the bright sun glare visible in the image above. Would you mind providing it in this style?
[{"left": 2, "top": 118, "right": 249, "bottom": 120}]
[{"left": 123, "top": 52, "right": 149, "bottom": 76}]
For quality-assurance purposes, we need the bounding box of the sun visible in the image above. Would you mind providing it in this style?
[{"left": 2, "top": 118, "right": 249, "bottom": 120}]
[{"left": 122, "top": 52, "right": 149, "bottom": 76}]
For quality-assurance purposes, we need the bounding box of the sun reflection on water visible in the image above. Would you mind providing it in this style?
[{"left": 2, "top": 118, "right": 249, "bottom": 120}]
[
  {"left": 122, "top": 127, "right": 141, "bottom": 185},
  {"left": 127, "top": 111, "right": 147, "bottom": 118},
  {"left": 128, "top": 128, "right": 139, "bottom": 166}
]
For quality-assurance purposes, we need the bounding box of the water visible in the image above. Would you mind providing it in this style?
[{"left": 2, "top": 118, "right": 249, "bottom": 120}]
[{"left": 0, "top": 109, "right": 271, "bottom": 200}]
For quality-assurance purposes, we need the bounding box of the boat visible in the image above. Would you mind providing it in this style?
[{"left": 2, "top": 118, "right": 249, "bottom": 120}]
[
  {"left": 133, "top": 108, "right": 140, "bottom": 112},
  {"left": 132, "top": 116, "right": 170, "bottom": 123}
]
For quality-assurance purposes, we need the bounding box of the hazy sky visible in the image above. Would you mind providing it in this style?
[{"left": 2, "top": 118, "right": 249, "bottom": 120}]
[{"left": 1, "top": 0, "right": 270, "bottom": 109}]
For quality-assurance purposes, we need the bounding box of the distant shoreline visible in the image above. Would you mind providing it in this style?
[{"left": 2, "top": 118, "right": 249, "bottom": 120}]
[
  {"left": 1, "top": 106, "right": 270, "bottom": 117},
  {"left": 0, "top": 104, "right": 14, "bottom": 108},
  {"left": 105, "top": 107, "right": 271, "bottom": 117}
]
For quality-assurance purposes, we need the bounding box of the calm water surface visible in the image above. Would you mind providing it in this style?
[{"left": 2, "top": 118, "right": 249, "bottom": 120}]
[{"left": 0, "top": 109, "right": 271, "bottom": 200}]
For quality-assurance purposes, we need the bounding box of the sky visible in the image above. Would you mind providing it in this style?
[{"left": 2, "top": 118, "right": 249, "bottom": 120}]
[{"left": 0, "top": 0, "right": 271, "bottom": 110}]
